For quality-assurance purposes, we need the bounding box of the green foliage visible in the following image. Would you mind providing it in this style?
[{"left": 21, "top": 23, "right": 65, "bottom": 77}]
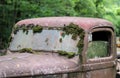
[
  {"left": 37, "top": 0, "right": 77, "bottom": 16},
  {"left": 1, "top": 0, "right": 120, "bottom": 49},
  {"left": 117, "top": 8, "right": 120, "bottom": 15},
  {"left": 0, "top": 50, "right": 6, "bottom": 56},
  {"left": 74, "top": 0, "right": 96, "bottom": 17},
  {"left": 101, "top": 0, "right": 120, "bottom": 36},
  {"left": 0, "top": 0, "right": 17, "bottom": 49}
]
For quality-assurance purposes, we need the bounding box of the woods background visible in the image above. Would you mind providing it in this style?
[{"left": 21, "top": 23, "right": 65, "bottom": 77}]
[{"left": 0, "top": 0, "right": 120, "bottom": 49}]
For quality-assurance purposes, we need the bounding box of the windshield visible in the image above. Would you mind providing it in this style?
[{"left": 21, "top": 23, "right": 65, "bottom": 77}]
[{"left": 9, "top": 29, "right": 80, "bottom": 53}]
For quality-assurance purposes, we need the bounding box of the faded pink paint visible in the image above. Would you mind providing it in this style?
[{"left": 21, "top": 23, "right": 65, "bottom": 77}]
[
  {"left": 1, "top": 17, "right": 115, "bottom": 78},
  {"left": 15, "top": 17, "right": 113, "bottom": 31},
  {"left": 0, "top": 53, "right": 79, "bottom": 77}
]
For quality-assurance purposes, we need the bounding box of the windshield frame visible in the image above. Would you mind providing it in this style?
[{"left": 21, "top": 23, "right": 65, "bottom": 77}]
[{"left": 9, "top": 28, "right": 80, "bottom": 53}]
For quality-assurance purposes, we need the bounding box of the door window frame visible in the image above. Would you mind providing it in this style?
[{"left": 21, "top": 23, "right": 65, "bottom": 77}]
[{"left": 86, "top": 27, "right": 115, "bottom": 64}]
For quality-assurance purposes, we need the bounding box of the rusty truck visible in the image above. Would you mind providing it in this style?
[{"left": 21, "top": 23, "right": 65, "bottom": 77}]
[{"left": 0, "top": 17, "right": 119, "bottom": 78}]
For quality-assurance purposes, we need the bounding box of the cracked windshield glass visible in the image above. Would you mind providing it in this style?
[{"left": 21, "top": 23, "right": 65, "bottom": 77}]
[{"left": 9, "top": 29, "right": 80, "bottom": 53}]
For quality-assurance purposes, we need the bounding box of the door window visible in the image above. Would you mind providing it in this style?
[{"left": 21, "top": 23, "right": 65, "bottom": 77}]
[{"left": 87, "top": 31, "right": 111, "bottom": 59}]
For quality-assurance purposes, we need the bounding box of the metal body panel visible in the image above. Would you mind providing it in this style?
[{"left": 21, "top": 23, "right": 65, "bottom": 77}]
[
  {"left": 86, "top": 68, "right": 116, "bottom": 78},
  {"left": 15, "top": 17, "right": 113, "bottom": 31},
  {"left": 83, "top": 27, "right": 116, "bottom": 78},
  {"left": 0, "top": 17, "right": 116, "bottom": 78},
  {"left": 0, "top": 53, "right": 80, "bottom": 77}
]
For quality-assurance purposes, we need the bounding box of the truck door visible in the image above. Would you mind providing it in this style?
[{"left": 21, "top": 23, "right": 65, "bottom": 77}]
[{"left": 85, "top": 27, "right": 116, "bottom": 78}]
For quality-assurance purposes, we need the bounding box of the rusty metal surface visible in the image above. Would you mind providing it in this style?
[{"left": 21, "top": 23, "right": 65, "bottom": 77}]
[
  {"left": 0, "top": 17, "right": 116, "bottom": 78},
  {"left": 83, "top": 27, "right": 116, "bottom": 78},
  {"left": 82, "top": 61, "right": 116, "bottom": 71},
  {"left": 0, "top": 52, "right": 80, "bottom": 77},
  {"left": 84, "top": 28, "right": 116, "bottom": 65},
  {"left": 86, "top": 68, "right": 116, "bottom": 78},
  {"left": 15, "top": 17, "right": 113, "bottom": 31}
]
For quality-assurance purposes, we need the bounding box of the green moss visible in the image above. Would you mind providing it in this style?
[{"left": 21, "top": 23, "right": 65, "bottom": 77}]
[
  {"left": 22, "top": 26, "right": 27, "bottom": 32},
  {"left": 79, "top": 32, "right": 85, "bottom": 39},
  {"left": 19, "top": 48, "right": 35, "bottom": 53},
  {"left": 27, "top": 24, "right": 34, "bottom": 28},
  {"left": 33, "top": 26, "right": 43, "bottom": 33},
  {"left": 63, "top": 23, "right": 82, "bottom": 36},
  {"left": 77, "top": 32, "right": 85, "bottom": 53},
  {"left": 63, "top": 23, "right": 85, "bottom": 54},
  {"left": 59, "top": 38, "right": 62, "bottom": 43},
  {"left": 26, "top": 30, "right": 29, "bottom": 34},
  {"left": 14, "top": 25, "right": 43, "bottom": 35},
  {"left": 72, "top": 34, "right": 77, "bottom": 40},
  {"left": 14, "top": 26, "right": 19, "bottom": 34},
  {"left": 21, "top": 26, "right": 29, "bottom": 34},
  {"left": 58, "top": 50, "right": 68, "bottom": 55},
  {"left": 77, "top": 40, "right": 83, "bottom": 48},
  {"left": 58, "top": 50, "right": 75, "bottom": 58},
  {"left": 67, "top": 52, "right": 76, "bottom": 58},
  {"left": 14, "top": 25, "right": 28, "bottom": 35}
]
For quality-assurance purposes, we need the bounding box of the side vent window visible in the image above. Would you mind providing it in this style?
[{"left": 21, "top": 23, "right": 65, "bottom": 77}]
[{"left": 87, "top": 31, "right": 111, "bottom": 59}]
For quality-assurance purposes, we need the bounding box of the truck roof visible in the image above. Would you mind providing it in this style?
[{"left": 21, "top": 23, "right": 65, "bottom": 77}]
[{"left": 15, "top": 17, "right": 114, "bottom": 31}]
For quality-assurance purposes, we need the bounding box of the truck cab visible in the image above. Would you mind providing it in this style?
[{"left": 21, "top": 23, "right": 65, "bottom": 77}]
[{"left": 0, "top": 17, "right": 116, "bottom": 78}]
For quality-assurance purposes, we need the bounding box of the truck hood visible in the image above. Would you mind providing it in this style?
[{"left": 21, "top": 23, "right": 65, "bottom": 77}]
[{"left": 0, "top": 52, "right": 80, "bottom": 77}]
